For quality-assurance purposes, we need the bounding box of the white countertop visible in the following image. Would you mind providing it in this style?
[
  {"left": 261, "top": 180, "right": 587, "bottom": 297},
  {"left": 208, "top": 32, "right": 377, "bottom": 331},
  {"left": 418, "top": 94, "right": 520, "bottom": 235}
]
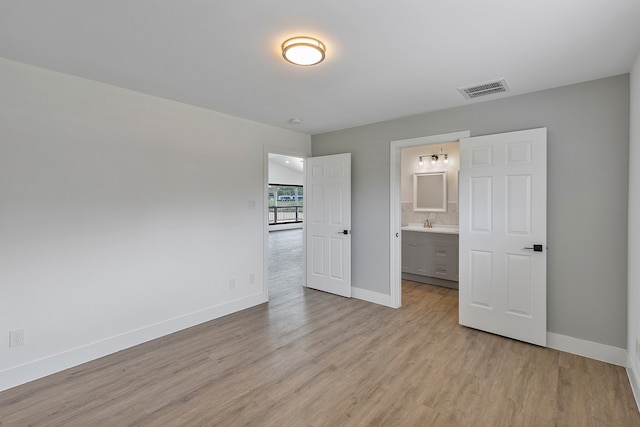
[{"left": 401, "top": 223, "right": 459, "bottom": 235}]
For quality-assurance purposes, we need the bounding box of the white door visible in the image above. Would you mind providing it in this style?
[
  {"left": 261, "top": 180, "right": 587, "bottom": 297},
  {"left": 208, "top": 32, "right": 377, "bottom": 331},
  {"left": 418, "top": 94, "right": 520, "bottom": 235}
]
[
  {"left": 459, "top": 128, "right": 547, "bottom": 346},
  {"left": 306, "top": 153, "right": 352, "bottom": 297}
]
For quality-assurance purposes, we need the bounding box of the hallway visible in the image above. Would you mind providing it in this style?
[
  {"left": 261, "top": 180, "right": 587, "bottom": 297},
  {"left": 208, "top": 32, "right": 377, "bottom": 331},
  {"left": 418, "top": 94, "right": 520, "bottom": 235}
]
[{"left": 268, "top": 228, "right": 304, "bottom": 300}]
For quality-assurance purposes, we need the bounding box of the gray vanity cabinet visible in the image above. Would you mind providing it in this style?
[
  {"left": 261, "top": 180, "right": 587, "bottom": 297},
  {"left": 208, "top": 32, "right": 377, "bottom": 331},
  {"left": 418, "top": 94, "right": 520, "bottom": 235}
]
[{"left": 402, "top": 231, "right": 459, "bottom": 283}]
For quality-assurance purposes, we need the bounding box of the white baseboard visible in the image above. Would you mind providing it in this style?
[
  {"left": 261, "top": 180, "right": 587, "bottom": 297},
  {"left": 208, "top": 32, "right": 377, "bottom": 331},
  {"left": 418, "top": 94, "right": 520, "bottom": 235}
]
[
  {"left": 547, "top": 332, "right": 627, "bottom": 367},
  {"left": 0, "top": 292, "right": 267, "bottom": 393},
  {"left": 352, "top": 287, "right": 395, "bottom": 308},
  {"left": 628, "top": 354, "right": 640, "bottom": 412}
]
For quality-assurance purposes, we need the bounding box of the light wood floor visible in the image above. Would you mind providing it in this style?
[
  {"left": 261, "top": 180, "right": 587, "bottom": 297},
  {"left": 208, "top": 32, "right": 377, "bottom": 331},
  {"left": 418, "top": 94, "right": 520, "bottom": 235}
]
[{"left": 1, "top": 229, "right": 638, "bottom": 426}]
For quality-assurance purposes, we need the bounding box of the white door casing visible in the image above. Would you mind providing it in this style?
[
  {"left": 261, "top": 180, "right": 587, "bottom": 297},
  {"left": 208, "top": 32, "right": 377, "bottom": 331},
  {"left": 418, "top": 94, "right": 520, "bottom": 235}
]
[
  {"left": 459, "top": 128, "right": 547, "bottom": 346},
  {"left": 306, "top": 153, "right": 352, "bottom": 297}
]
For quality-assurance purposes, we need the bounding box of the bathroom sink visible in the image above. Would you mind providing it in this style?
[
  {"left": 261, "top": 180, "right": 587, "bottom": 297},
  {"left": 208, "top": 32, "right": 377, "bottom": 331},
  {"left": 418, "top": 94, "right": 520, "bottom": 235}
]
[{"left": 401, "top": 224, "right": 459, "bottom": 234}]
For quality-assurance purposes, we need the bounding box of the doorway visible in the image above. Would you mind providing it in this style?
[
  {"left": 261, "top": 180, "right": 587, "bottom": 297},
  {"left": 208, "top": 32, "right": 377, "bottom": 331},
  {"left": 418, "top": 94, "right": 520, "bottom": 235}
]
[
  {"left": 265, "top": 151, "right": 353, "bottom": 301},
  {"left": 266, "top": 153, "right": 305, "bottom": 300},
  {"left": 391, "top": 128, "right": 548, "bottom": 347},
  {"left": 399, "top": 141, "right": 460, "bottom": 291},
  {"left": 389, "top": 131, "right": 471, "bottom": 308}
]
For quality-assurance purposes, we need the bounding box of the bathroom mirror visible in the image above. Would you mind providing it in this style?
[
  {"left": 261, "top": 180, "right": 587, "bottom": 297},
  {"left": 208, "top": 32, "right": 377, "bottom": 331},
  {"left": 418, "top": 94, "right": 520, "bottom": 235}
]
[{"left": 414, "top": 171, "right": 447, "bottom": 212}]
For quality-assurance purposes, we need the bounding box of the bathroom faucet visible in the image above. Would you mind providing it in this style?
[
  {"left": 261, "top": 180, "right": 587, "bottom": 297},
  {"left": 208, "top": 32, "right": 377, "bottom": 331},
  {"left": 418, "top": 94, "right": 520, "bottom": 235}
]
[{"left": 424, "top": 218, "right": 432, "bottom": 228}]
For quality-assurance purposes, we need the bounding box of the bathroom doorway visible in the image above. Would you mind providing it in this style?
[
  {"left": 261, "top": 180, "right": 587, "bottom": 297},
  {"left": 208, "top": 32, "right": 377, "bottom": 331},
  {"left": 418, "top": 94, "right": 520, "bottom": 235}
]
[
  {"left": 389, "top": 131, "right": 470, "bottom": 308},
  {"left": 399, "top": 141, "right": 460, "bottom": 292}
]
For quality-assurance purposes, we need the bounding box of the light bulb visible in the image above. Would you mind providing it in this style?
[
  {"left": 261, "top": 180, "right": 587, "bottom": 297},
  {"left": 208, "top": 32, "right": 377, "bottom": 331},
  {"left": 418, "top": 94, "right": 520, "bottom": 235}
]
[
  {"left": 444, "top": 154, "right": 449, "bottom": 164},
  {"left": 418, "top": 157, "right": 423, "bottom": 166}
]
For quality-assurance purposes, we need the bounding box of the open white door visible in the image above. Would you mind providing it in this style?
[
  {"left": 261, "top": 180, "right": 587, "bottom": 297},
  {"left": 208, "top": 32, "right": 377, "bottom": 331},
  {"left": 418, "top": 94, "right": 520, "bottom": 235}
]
[
  {"left": 306, "top": 153, "right": 352, "bottom": 297},
  {"left": 459, "top": 128, "right": 547, "bottom": 346}
]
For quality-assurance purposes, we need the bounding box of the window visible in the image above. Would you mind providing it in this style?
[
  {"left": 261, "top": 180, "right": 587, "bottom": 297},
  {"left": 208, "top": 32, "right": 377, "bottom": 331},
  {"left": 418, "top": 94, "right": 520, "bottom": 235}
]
[{"left": 268, "top": 184, "right": 303, "bottom": 224}]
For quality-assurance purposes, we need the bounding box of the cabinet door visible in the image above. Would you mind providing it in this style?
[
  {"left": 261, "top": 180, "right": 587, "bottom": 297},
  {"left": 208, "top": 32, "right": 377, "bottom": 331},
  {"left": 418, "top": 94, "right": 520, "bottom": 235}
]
[
  {"left": 415, "top": 241, "right": 431, "bottom": 276},
  {"left": 402, "top": 232, "right": 418, "bottom": 273}
]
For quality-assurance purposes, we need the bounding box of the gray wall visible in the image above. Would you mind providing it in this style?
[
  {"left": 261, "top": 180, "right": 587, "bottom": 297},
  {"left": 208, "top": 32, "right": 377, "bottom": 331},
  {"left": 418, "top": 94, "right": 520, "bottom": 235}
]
[{"left": 312, "top": 75, "right": 630, "bottom": 348}]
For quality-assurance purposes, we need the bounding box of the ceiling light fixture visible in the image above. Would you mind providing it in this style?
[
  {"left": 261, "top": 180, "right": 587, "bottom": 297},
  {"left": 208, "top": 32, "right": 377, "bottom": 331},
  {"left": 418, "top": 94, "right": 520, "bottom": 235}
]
[{"left": 282, "top": 37, "right": 326, "bottom": 66}]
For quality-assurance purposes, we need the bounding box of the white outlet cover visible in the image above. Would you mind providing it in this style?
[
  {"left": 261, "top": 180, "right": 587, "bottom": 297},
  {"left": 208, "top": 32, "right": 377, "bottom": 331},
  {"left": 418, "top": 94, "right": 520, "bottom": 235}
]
[{"left": 9, "top": 329, "right": 24, "bottom": 348}]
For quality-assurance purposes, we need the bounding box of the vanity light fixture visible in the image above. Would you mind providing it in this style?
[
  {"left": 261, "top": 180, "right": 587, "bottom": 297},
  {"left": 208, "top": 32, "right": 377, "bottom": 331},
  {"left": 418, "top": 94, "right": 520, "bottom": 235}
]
[
  {"left": 282, "top": 37, "right": 326, "bottom": 66},
  {"left": 418, "top": 149, "right": 449, "bottom": 166}
]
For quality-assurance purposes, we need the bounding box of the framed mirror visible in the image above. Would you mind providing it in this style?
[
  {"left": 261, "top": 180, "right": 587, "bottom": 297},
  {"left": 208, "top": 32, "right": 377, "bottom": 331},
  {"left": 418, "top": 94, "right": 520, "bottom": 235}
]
[{"left": 414, "top": 171, "right": 447, "bottom": 212}]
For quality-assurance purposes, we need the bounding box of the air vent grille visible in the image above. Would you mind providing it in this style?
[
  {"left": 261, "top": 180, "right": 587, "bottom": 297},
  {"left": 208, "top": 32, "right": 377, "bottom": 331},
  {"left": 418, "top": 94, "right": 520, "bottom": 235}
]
[{"left": 458, "top": 78, "right": 510, "bottom": 100}]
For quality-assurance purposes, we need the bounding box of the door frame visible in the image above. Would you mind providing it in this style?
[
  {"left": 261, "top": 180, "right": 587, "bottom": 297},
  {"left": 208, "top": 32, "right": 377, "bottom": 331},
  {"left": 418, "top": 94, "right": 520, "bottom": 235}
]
[
  {"left": 264, "top": 145, "right": 310, "bottom": 301},
  {"left": 389, "top": 130, "right": 470, "bottom": 308}
]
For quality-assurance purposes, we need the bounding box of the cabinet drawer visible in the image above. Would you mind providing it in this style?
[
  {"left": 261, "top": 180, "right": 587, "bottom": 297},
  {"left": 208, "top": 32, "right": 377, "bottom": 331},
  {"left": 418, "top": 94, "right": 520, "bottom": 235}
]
[
  {"left": 433, "top": 261, "right": 453, "bottom": 279},
  {"left": 433, "top": 242, "right": 452, "bottom": 258}
]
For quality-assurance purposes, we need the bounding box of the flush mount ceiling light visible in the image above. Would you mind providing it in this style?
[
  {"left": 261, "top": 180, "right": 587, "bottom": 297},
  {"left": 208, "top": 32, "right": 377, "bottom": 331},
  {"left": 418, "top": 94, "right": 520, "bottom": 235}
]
[{"left": 282, "top": 37, "right": 326, "bottom": 66}]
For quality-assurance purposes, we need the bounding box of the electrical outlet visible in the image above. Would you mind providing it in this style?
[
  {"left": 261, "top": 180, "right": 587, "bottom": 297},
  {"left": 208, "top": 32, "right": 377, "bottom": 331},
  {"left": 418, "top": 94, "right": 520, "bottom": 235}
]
[
  {"left": 9, "top": 329, "right": 24, "bottom": 348},
  {"left": 229, "top": 278, "right": 236, "bottom": 290},
  {"left": 249, "top": 273, "right": 256, "bottom": 284}
]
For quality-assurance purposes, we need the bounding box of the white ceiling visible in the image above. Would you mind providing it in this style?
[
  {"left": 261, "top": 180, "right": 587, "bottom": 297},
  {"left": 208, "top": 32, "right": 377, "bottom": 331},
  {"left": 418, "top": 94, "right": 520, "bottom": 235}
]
[
  {"left": 2, "top": 1, "right": 639, "bottom": 135},
  {"left": 269, "top": 153, "right": 304, "bottom": 174}
]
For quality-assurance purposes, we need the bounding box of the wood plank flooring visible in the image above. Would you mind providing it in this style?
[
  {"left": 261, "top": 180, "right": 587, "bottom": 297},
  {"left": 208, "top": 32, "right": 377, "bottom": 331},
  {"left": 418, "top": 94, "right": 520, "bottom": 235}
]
[{"left": 1, "top": 229, "right": 638, "bottom": 426}]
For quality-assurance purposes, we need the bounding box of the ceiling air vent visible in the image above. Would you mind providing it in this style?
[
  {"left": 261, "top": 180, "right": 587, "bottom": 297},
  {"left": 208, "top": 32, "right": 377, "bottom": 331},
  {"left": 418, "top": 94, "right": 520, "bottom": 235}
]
[{"left": 458, "top": 78, "right": 510, "bottom": 100}]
